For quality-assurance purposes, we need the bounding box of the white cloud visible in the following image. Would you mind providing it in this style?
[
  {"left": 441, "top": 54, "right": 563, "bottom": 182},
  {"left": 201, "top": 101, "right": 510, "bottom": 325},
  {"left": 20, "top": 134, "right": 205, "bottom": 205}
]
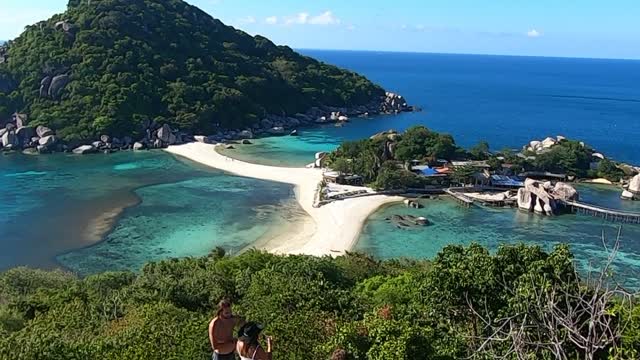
[
  {"left": 265, "top": 16, "right": 278, "bottom": 25},
  {"left": 309, "top": 11, "right": 340, "bottom": 25},
  {"left": 285, "top": 12, "right": 310, "bottom": 25},
  {"left": 270, "top": 11, "right": 341, "bottom": 26},
  {"left": 346, "top": 24, "right": 356, "bottom": 31},
  {"left": 527, "top": 29, "right": 541, "bottom": 38},
  {"left": 238, "top": 16, "right": 256, "bottom": 24}
]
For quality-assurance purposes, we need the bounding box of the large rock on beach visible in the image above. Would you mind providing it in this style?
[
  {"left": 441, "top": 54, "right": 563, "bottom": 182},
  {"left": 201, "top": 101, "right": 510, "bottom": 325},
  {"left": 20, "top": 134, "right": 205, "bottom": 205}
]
[
  {"left": 156, "top": 124, "right": 172, "bottom": 143},
  {"left": 36, "top": 125, "right": 54, "bottom": 138},
  {"left": 1, "top": 131, "right": 18, "bottom": 148},
  {"left": 194, "top": 135, "right": 209, "bottom": 143},
  {"left": 38, "top": 135, "right": 57, "bottom": 147},
  {"left": 15, "top": 126, "right": 35, "bottom": 142},
  {"left": 238, "top": 130, "right": 253, "bottom": 139}
]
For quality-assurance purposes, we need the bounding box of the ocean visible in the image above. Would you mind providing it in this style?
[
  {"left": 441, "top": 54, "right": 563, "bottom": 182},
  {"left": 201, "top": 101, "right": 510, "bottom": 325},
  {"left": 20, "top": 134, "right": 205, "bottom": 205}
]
[
  {"left": 2, "top": 50, "right": 640, "bottom": 279},
  {"left": 224, "top": 50, "right": 640, "bottom": 166}
]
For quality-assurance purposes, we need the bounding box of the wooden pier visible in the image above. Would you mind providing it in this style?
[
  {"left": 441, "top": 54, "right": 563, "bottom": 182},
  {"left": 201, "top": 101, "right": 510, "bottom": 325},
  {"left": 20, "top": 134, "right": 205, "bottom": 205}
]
[
  {"left": 444, "top": 188, "right": 475, "bottom": 208},
  {"left": 561, "top": 200, "right": 640, "bottom": 224}
]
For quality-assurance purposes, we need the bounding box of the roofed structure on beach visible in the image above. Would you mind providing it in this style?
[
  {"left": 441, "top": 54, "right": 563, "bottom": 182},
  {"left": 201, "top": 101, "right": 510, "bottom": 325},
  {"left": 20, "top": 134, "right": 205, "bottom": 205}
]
[
  {"left": 412, "top": 165, "right": 450, "bottom": 177},
  {"left": 450, "top": 160, "right": 491, "bottom": 169},
  {"left": 323, "top": 171, "right": 364, "bottom": 186},
  {"left": 519, "top": 171, "right": 567, "bottom": 181},
  {"left": 490, "top": 175, "right": 524, "bottom": 188}
]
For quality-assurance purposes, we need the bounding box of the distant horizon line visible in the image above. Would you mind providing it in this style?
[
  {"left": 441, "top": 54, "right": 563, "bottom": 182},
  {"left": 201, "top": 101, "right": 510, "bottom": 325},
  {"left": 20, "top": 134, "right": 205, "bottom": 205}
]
[
  {"left": 296, "top": 47, "right": 640, "bottom": 62},
  {"left": 2, "top": 39, "right": 638, "bottom": 62}
]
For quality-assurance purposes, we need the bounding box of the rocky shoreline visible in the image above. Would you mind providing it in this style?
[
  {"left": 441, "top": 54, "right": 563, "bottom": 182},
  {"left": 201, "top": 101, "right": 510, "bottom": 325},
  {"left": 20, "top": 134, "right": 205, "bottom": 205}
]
[{"left": 0, "top": 92, "right": 416, "bottom": 155}]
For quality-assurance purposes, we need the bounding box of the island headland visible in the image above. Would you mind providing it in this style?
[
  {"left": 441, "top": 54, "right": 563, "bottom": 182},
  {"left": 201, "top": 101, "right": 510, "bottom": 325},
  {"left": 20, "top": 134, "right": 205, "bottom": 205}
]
[{"left": 0, "top": 0, "right": 414, "bottom": 155}]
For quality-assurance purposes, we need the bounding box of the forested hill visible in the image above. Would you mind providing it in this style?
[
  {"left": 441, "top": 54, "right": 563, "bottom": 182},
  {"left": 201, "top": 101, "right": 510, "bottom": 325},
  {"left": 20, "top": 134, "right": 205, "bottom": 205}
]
[{"left": 0, "top": 0, "right": 385, "bottom": 142}]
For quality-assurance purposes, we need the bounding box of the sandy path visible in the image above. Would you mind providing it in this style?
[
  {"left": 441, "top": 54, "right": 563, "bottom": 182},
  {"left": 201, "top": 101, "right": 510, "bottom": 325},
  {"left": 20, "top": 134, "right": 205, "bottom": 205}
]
[{"left": 165, "top": 142, "right": 403, "bottom": 256}]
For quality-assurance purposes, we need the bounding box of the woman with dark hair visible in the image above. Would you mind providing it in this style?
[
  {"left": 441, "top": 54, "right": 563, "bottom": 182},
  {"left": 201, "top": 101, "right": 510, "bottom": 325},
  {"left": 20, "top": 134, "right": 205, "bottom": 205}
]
[{"left": 236, "top": 322, "right": 273, "bottom": 360}]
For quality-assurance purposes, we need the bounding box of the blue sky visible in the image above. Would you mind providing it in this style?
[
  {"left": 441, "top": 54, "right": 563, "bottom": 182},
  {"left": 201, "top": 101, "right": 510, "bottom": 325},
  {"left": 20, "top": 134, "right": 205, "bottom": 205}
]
[{"left": 1, "top": 0, "right": 639, "bottom": 59}]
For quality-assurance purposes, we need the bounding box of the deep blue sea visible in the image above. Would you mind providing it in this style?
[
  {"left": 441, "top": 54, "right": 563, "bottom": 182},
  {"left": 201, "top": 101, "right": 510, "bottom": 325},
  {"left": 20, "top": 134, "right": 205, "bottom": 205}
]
[
  {"left": 225, "top": 50, "right": 640, "bottom": 166},
  {"left": 2, "top": 51, "right": 640, "bottom": 279}
]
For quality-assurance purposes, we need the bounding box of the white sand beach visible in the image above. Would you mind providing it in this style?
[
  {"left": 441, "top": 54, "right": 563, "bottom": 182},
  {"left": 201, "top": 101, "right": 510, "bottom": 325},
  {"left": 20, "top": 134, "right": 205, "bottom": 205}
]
[{"left": 165, "top": 142, "right": 403, "bottom": 256}]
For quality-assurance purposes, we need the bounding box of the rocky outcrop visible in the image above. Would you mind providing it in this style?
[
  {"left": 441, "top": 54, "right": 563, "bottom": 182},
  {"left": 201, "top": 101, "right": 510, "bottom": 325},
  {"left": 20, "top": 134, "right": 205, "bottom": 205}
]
[
  {"left": 380, "top": 92, "right": 413, "bottom": 113},
  {"left": 194, "top": 135, "right": 209, "bottom": 144},
  {"left": 40, "top": 76, "right": 52, "bottom": 97},
  {"left": 1, "top": 130, "right": 18, "bottom": 149},
  {"left": 38, "top": 135, "right": 57, "bottom": 147},
  {"left": 36, "top": 126, "right": 54, "bottom": 138},
  {"left": 524, "top": 135, "right": 568, "bottom": 154},
  {"left": 72, "top": 144, "right": 96, "bottom": 154},
  {"left": 133, "top": 142, "right": 146, "bottom": 151},
  {"left": 622, "top": 174, "right": 640, "bottom": 200},
  {"left": 48, "top": 75, "right": 70, "bottom": 99},
  {"left": 517, "top": 179, "right": 560, "bottom": 216},
  {"left": 517, "top": 179, "right": 579, "bottom": 215},
  {"left": 551, "top": 182, "right": 579, "bottom": 202},
  {"left": 15, "top": 126, "right": 35, "bottom": 144},
  {"left": 268, "top": 126, "right": 285, "bottom": 135}
]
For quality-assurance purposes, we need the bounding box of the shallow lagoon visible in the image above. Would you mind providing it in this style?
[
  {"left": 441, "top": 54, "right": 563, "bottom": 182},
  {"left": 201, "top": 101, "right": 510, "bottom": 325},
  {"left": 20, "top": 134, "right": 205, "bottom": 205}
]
[{"left": 0, "top": 151, "right": 295, "bottom": 275}]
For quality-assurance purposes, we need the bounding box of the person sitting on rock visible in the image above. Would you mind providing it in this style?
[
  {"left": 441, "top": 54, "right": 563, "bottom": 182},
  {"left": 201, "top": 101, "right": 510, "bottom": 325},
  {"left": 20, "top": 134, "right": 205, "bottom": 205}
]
[
  {"left": 236, "top": 322, "right": 273, "bottom": 360},
  {"left": 209, "top": 299, "right": 245, "bottom": 360}
]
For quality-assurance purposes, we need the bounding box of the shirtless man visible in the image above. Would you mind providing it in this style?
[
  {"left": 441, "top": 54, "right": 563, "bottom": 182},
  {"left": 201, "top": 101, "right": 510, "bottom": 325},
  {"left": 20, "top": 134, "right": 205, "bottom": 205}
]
[{"left": 209, "top": 300, "right": 245, "bottom": 360}]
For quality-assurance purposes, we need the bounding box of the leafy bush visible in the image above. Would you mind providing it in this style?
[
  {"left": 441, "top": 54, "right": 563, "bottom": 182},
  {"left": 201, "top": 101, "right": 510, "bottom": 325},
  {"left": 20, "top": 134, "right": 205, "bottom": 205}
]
[{"left": 0, "top": 244, "right": 636, "bottom": 359}]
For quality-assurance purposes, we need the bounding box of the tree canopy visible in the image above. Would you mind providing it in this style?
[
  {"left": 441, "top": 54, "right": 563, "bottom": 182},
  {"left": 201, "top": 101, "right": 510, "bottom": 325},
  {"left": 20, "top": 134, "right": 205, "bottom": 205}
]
[
  {"left": 0, "top": 244, "right": 637, "bottom": 359},
  {"left": 0, "top": 0, "right": 384, "bottom": 141}
]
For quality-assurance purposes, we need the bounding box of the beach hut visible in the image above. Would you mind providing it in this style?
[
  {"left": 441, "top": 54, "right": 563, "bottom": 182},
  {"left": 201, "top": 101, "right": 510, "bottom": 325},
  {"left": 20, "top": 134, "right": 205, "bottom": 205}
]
[{"left": 323, "top": 171, "right": 364, "bottom": 186}]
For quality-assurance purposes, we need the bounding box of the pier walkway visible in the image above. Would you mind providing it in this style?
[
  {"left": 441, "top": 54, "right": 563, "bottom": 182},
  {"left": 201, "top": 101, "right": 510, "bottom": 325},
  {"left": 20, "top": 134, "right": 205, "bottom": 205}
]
[
  {"left": 444, "top": 188, "right": 475, "bottom": 208},
  {"left": 561, "top": 200, "right": 640, "bottom": 224}
]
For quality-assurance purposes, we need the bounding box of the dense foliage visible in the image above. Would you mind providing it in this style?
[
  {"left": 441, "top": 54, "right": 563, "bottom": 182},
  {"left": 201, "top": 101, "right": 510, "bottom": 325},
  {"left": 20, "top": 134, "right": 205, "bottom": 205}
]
[
  {"left": 0, "top": 0, "right": 383, "bottom": 141},
  {"left": 0, "top": 244, "right": 637, "bottom": 359},
  {"left": 327, "top": 126, "right": 465, "bottom": 190}
]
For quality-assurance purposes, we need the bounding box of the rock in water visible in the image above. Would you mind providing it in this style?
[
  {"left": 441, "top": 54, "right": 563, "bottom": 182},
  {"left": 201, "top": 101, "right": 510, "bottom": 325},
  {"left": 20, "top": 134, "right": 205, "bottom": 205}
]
[
  {"left": 517, "top": 178, "right": 560, "bottom": 216},
  {"left": 133, "top": 142, "right": 146, "bottom": 151},
  {"left": 48, "top": 75, "right": 70, "bottom": 99},
  {"left": 36, "top": 125, "right": 54, "bottom": 138},
  {"left": 241, "top": 139, "right": 252, "bottom": 145},
  {"left": 551, "top": 182, "right": 579, "bottom": 201},
  {"left": 72, "top": 145, "right": 96, "bottom": 154},
  {"left": 290, "top": 130, "right": 298, "bottom": 136},
  {"left": 1, "top": 131, "right": 18, "bottom": 148},
  {"left": 629, "top": 174, "right": 640, "bottom": 193},
  {"left": 622, "top": 174, "right": 640, "bottom": 200}
]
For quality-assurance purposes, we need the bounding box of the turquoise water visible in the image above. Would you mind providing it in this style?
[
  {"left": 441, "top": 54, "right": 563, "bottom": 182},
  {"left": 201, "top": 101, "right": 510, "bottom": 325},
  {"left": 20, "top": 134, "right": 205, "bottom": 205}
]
[
  {"left": 356, "top": 184, "right": 640, "bottom": 286},
  {"left": 3, "top": 51, "right": 640, "bottom": 277},
  {"left": 0, "top": 151, "right": 295, "bottom": 274}
]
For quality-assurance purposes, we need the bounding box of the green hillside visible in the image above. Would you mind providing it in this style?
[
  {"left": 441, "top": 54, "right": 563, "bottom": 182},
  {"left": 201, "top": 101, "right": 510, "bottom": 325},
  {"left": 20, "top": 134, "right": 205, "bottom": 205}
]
[
  {"left": 1, "top": 245, "right": 638, "bottom": 359},
  {"left": 0, "top": 0, "right": 385, "bottom": 142}
]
